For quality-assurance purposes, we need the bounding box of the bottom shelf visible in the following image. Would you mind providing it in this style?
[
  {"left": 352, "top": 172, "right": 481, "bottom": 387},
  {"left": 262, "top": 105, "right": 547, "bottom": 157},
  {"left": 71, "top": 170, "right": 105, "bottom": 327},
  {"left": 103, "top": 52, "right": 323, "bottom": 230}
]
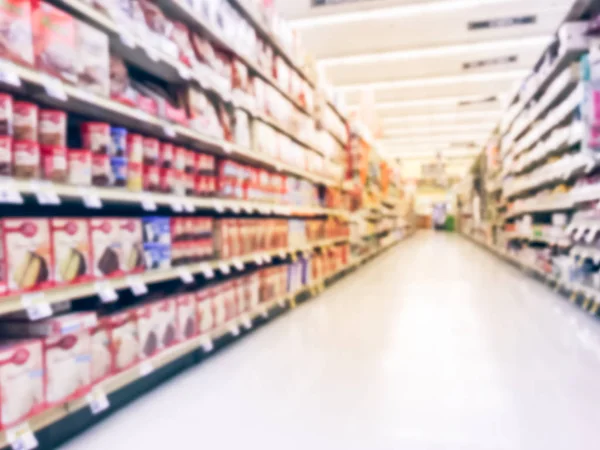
[
  {"left": 461, "top": 233, "right": 600, "bottom": 318},
  {"left": 0, "top": 236, "right": 408, "bottom": 450}
]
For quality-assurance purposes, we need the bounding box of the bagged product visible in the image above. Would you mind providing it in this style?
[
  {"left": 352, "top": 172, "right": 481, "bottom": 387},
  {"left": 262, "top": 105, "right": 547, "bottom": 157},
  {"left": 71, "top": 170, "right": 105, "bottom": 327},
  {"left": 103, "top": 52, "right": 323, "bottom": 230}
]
[
  {"left": 32, "top": 0, "right": 77, "bottom": 83},
  {"left": 75, "top": 20, "right": 110, "bottom": 97},
  {"left": 0, "top": 340, "right": 44, "bottom": 429},
  {"left": 90, "top": 218, "right": 122, "bottom": 278},
  {"left": 0, "top": 0, "right": 34, "bottom": 65},
  {"left": 50, "top": 218, "right": 92, "bottom": 286}
]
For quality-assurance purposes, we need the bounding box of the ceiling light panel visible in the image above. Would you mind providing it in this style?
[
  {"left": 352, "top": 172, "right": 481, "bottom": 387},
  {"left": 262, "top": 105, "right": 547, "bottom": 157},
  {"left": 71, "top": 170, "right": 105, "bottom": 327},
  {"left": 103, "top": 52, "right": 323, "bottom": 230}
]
[
  {"left": 382, "top": 110, "right": 501, "bottom": 124},
  {"left": 384, "top": 124, "right": 496, "bottom": 136}
]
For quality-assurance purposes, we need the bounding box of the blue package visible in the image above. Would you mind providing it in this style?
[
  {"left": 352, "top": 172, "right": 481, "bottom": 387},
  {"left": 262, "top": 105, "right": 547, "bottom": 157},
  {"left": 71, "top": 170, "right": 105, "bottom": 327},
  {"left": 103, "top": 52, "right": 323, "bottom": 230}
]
[
  {"left": 110, "top": 127, "right": 127, "bottom": 156},
  {"left": 110, "top": 157, "right": 128, "bottom": 187},
  {"left": 142, "top": 217, "right": 171, "bottom": 244},
  {"left": 143, "top": 244, "right": 171, "bottom": 270}
]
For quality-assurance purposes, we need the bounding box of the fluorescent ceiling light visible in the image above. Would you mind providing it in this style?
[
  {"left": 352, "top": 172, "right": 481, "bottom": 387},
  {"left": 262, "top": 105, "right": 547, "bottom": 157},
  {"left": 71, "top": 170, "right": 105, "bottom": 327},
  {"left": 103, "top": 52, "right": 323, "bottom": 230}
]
[
  {"left": 384, "top": 124, "right": 495, "bottom": 136},
  {"left": 347, "top": 95, "right": 502, "bottom": 111},
  {"left": 291, "top": 0, "right": 521, "bottom": 29},
  {"left": 320, "top": 36, "right": 550, "bottom": 67},
  {"left": 338, "top": 70, "right": 528, "bottom": 92},
  {"left": 383, "top": 110, "right": 501, "bottom": 124},
  {"left": 384, "top": 150, "right": 480, "bottom": 159}
]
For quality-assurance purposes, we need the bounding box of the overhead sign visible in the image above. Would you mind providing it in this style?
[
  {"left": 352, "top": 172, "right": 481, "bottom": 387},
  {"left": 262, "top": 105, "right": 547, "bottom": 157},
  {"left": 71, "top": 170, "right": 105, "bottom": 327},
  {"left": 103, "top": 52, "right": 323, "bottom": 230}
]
[{"left": 468, "top": 15, "right": 536, "bottom": 30}]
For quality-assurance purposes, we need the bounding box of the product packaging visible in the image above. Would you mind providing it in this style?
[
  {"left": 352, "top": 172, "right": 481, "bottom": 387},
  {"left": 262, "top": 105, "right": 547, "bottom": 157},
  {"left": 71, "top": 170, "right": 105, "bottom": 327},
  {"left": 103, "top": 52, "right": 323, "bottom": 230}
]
[
  {"left": 136, "top": 298, "right": 176, "bottom": 359},
  {"left": 68, "top": 148, "right": 91, "bottom": 185},
  {"left": 91, "top": 153, "right": 110, "bottom": 186},
  {"left": 158, "top": 142, "right": 173, "bottom": 168},
  {"left": 142, "top": 217, "right": 171, "bottom": 270},
  {"left": 50, "top": 218, "right": 92, "bottom": 286},
  {"left": 41, "top": 146, "right": 67, "bottom": 182},
  {"left": 0, "top": 339, "right": 44, "bottom": 429},
  {"left": 13, "top": 102, "right": 37, "bottom": 142},
  {"left": 0, "top": 135, "right": 11, "bottom": 176},
  {"left": 143, "top": 164, "right": 159, "bottom": 191},
  {"left": 13, "top": 141, "right": 40, "bottom": 178},
  {"left": 75, "top": 20, "right": 110, "bottom": 97},
  {"left": 38, "top": 110, "right": 66, "bottom": 147},
  {"left": 0, "top": 0, "right": 34, "bottom": 66},
  {"left": 142, "top": 137, "right": 159, "bottom": 165},
  {"left": 176, "top": 293, "right": 197, "bottom": 341},
  {"left": 196, "top": 288, "right": 213, "bottom": 334},
  {"left": 109, "top": 156, "right": 128, "bottom": 186},
  {"left": 32, "top": 0, "right": 77, "bottom": 83},
  {"left": 0, "top": 93, "right": 13, "bottom": 136},
  {"left": 118, "top": 218, "right": 144, "bottom": 273},
  {"left": 81, "top": 122, "right": 110, "bottom": 154},
  {"left": 90, "top": 218, "right": 122, "bottom": 278},
  {"left": 108, "top": 310, "right": 139, "bottom": 374},
  {"left": 90, "top": 317, "right": 111, "bottom": 383}
]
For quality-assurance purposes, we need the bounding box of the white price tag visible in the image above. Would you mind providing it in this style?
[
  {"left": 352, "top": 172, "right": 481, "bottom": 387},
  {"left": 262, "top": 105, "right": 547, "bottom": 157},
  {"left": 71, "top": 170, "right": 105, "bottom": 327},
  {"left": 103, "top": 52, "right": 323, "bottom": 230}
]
[
  {"left": 119, "top": 31, "right": 136, "bottom": 48},
  {"left": 233, "top": 259, "right": 244, "bottom": 271},
  {"left": 21, "top": 293, "right": 52, "bottom": 321},
  {"left": 6, "top": 422, "right": 38, "bottom": 450},
  {"left": 170, "top": 200, "right": 184, "bottom": 212},
  {"left": 87, "top": 387, "right": 110, "bottom": 415},
  {"left": 140, "top": 194, "right": 157, "bottom": 211},
  {"left": 254, "top": 254, "right": 264, "bottom": 265},
  {"left": 219, "top": 262, "right": 231, "bottom": 275},
  {"left": 277, "top": 298, "right": 286, "bottom": 308},
  {"left": 95, "top": 281, "right": 118, "bottom": 303},
  {"left": 78, "top": 187, "right": 102, "bottom": 209},
  {"left": 163, "top": 124, "right": 176, "bottom": 138},
  {"left": 41, "top": 75, "right": 67, "bottom": 101},
  {"left": 127, "top": 276, "right": 148, "bottom": 296},
  {"left": 0, "top": 59, "right": 21, "bottom": 87},
  {"left": 145, "top": 46, "right": 159, "bottom": 61},
  {"left": 200, "top": 335, "right": 213, "bottom": 352},
  {"left": 30, "top": 180, "right": 60, "bottom": 205},
  {"left": 177, "top": 267, "right": 194, "bottom": 284},
  {"left": 223, "top": 142, "right": 233, "bottom": 153},
  {"left": 200, "top": 263, "right": 215, "bottom": 279},
  {"left": 0, "top": 177, "right": 23, "bottom": 204},
  {"left": 183, "top": 201, "right": 195, "bottom": 213},
  {"left": 241, "top": 313, "right": 252, "bottom": 329},
  {"left": 229, "top": 204, "right": 241, "bottom": 214},
  {"left": 213, "top": 200, "right": 225, "bottom": 213},
  {"left": 279, "top": 250, "right": 287, "bottom": 258},
  {"left": 261, "top": 307, "right": 269, "bottom": 319},
  {"left": 139, "top": 360, "right": 153, "bottom": 376},
  {"left": 228, "top": 323, "right": 240, "bottom": 336},
  {"left": 264, "top": 253, "right": 272, "bottom": 263},
  {"left": 178, "top": 65, "right": 191, "bottom": 80}
]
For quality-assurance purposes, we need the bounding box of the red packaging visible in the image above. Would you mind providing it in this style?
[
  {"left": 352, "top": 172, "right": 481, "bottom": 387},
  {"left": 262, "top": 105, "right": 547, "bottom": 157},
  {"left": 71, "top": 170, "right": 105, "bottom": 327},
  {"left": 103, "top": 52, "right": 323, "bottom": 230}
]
[
  {"left": 38, "top": 110, "right": 66, "bottom": 147},
  {"left": 90, "top": 317, "right": 112, "bottom": 383},
  {"left": 128, "top": 161, "right": 142, "bottom": 192},
  {"left": 185, "top": 149, "right": 195, "bottom": 173},
  {"left": 50, "top": 218, "right": 92, "bottom": 286},
  {"left": 210, "top": 284, "right": 226, "bottom": 327},
  {"left": 185, "top": 172, "right": 195, "bottom": 196},
  {"left": 32, "top": 0, "right": 77, "bottom": 83},
  {"left": 126, "top": 133, "right": 143, "bottom": 164},
  {"left": 0, "top": 0, "right": 34, "bottom": 66},
  {"left": 142, "top": 137, "right": 159, "bottom": 165},
  {"left": 173, "top": 146, "right": 186, "bottom": 171},
  {"left": 67, "top": 148, "right": 91, "bottom": 186},
  {"left": 81, "top": 122, "right": 110, "bottom": 154},
  {"left": 143, "top": 164, "right": 160, "bottom": 191},
  {"left": 13, "top": 141, "right": 39, "bottom": 178},
  {"left": 196, "top": 288, "right": 213, "bottom": 334},
  {"left": 41, "top": 146, "right": 66, "bottom": 182},
  {"left": 0, "top": 340, "right": 44, "bottom": 429},
  {"left": 89, "top": 218, "right": 122, "bottom": 278},
  {"left": 223, "top": 281, "right": 237, "bottom": 321},
  {"left": 159, "top": 168, "right": 174, "bottom": 193},
  {"left": 108, "top": 310, "right": 139, "bottom": 374},
  {"left": 91, "top": 153, "right": 110, "bottom": 186},
  {"left": 158, "top": 142, "right": 173, "bottom": 168},
  {"left": 136, "top": 299, "right": 176, "bottom": 359},
  {"left": 0, "top": 93, "right": 12, "bottom": 136},
  {"left": 172, "top": 169, "right": 186, "bottom": 196},
  {"left": 13, "top": 102, "right": 38, "bottom": 142},
  {"left": 176, "top": 293, "right": 197, "bottom": 341},
  {"left": 118, "top": 218, "right": 144, "bottom": 274},
  {"left": 0, "top": 136, "right": 11, "bottom": 176}
]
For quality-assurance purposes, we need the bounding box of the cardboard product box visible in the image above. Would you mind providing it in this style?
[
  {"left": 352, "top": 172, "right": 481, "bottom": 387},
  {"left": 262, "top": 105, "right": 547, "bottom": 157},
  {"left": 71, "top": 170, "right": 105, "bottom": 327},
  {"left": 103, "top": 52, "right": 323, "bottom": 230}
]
[
  {"left": 81, "top": 122, "right": 110, "bottom": 154},
  {"left": 159, "top": 167, "right": 175, "bottom": 193},
  {"left": 196, "top": 288, "right": 213, "bottom": 334},
  {"left": 117, "top": 218, "right": 144, "bottom": 275},
  {"left": 0, "top": 339, "right": 44, "bottom": 429},
  {"left": 90, "top": 316, "right": 112, "bottom": 384},
  {"left": 158, "top": 142, "right": 173, "bottom": 169},
  {"left": 13, "top": 140, "right": 40, "bottom": 178},
  {"left": 32, "top": 0, "right": 77, "bottom": 83},
  {"left": 143, "top": 164, "right": 159, "bottom": 192},
  {"left": 0, "top": 0, "right": 34, "bottom": 66},
  {"left": 222, "top": 280, "right": 237, "bottom": 322},
  {"left": 41, "top": 145, "right": 67, "bottom": 183},
  {"left": 38, "top": 109, "right": 66, "bottom": 147},
  {"left": 75, "top": 19, "right": 110, "bottom": 97},
  {"left": 13, "top": 101, "right": 37, "bottom": 142},
  {"left": 136, "top": 303, "right": 159, "bottom": 360},
  {"left": 142, "top": 137, "right": 159, "bottom": 166},
  {"left": 0, "top": 312, "right": 96, "bottom": 406},
  {"left": 136, "top": 298, "right": 176, "bottom": 359},
  {"left": 142, "top": 217, "right": 171, "bottom": 270},
  {"left": 0, "top": 218, "right": 53, "bottom": 296},
  {"left": 210, "top": 284, "right": 226, "bottom": 328},
  {"left": 67, "top": 148, "right": 91, "bottom": 186},
  {"left": 108, "top": 310, "right": 138, "bottom": 374},
  {"left": 50, "top": 218, "right": 92, "bottom": 286},
  {"left": 0, "top": 135, "right": 11, "bottom": 176},
  {"left": 90, "top": 218, "right": 123, "bottom": 278},
  {"left": 175, "top": 293, "right": 197, "bottom": 341}
]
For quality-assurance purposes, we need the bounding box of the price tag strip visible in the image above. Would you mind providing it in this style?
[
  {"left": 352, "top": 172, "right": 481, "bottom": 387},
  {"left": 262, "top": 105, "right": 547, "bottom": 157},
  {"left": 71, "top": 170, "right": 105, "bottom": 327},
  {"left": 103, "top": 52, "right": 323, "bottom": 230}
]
[
  {"left": 0, "top": 59, "right": 21, "bottom": 87},
  {"left": 228, "top": 323, "right": 240, "bottom": 336},
  {"left": 6, "top": 422, "right": 38, "bottom": 450},
  {"left": 41, "top": 74, "right": 67, "bottom": 101},
  {"left": 87, "top": 387, "right": 110, "bottom": 415},
  {"left": 233, "top": 259, "right": 244, "bottom": 271},
  {"left": 240, "top": 313, "right": 252, "bottom": 329},
  {"left": 200, "top": 335, "right": 213, "bottom": 352},
  {"left": 30, "top": 180, "right": 60, "bottom": 205},
  {"left": 200, "top": 263, "right": 215, "bottom": 279},
  {"left": 219, "top": 262, "right": 231, "bottom": 275},
  {"left": 127, "top": 276, "right": 148, "bottom": 296},
  {"left": 95, "top": 280, "right": 119, "bottom": 303},
  {"left": 21, "top": 292, "right": 52, "bottom": 321},
  {"left": 139, "top": 360, "right": 154, "bottom": 376},
  {"left": 78, "top": 187, "right": 102, "bottom": 209},
  {"left": 0, "top": 177, "right": 23, "bottom": 204},
  {"left": 177, "top": 267, "right": 194, "bottom": 284},
  {"left": 140, "top": 194, "right": 157, "bottom": 211}
]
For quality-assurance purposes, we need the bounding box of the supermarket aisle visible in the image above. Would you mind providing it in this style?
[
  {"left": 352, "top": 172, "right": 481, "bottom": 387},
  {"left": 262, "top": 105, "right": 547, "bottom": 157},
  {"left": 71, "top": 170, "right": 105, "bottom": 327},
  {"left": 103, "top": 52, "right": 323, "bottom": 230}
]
[{"left": 63, "top": 232, "right": 600, "bottom": 450}]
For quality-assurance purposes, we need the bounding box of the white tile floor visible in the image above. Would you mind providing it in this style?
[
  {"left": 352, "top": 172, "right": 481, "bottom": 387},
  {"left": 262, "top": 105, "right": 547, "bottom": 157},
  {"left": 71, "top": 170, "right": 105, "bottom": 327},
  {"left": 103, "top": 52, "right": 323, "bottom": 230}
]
[{"left": 62, "top": 232, "right": 600, "bottom": 449}]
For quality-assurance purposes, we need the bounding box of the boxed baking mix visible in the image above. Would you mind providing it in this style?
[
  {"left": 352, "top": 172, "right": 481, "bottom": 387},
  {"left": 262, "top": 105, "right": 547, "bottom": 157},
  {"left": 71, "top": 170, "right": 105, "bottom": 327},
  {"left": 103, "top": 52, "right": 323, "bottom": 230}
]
[
  {"left": 108, "top": 310, "right": 139, "bottom": 374},
  {"left": 75, "top": 19, "right": 110, "bottom": 97},
  {"left": 142, "top": 217, "right": 171, "bottom": 270},
  {"left": 175, "top": 293, "right": 197, "bottom": 341},
  {"left": 196, "top": 288, "right": 213, "bottom": 334},
  {"left": 119, "top": 218, "right": 145, "bottom": 274},
  {"left": 90, "top": 218, "right": 122, "bottom": 278},
  {"left": 50, "top": 218, "right": 92, "bottom": 286},
  {"left": 0, "top": 0, "right": 34, "bottom": 66},
  {"left": 90, "top": 316, "right": 112, "bottom": 383}
]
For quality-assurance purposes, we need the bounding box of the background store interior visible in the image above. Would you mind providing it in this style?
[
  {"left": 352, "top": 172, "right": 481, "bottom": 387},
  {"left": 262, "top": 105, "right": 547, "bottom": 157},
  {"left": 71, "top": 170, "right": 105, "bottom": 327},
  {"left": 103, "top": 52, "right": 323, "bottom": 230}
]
[{"left": 0, "top": 0, "right": 600, "bottom": 448}]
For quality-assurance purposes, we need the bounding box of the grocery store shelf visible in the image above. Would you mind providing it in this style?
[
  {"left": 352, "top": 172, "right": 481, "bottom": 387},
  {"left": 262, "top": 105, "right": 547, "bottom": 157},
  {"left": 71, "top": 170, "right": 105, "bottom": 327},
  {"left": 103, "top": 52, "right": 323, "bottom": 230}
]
[
  {"left": 0, "top": 237, "right": 349, "bottom": 317},
  {"left": 505, "top": 231, "right": 571, "bottom": 247},
  {"left": 505, "top": 193, "right": 576, "bottom": 218},
  {"left": 0, "top": 178, "right": 348, "bottom": 218},
  {"left": 0, "top": 234, "right": 407, "bottom": 449}
]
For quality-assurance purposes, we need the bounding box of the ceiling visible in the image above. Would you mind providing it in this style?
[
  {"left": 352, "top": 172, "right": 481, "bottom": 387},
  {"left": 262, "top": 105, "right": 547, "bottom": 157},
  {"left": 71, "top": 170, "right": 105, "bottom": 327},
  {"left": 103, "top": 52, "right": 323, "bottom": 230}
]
[{"left": 276, "top": 0, "right": 577, "bottom": 175}]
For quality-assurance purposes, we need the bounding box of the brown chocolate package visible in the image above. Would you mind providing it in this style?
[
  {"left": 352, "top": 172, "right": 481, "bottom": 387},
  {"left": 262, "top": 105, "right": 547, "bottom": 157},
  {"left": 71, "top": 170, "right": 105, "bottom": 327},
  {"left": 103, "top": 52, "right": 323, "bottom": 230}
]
[
  {"left": 13, "top": 102, "right": 38, "bottom": 142},
  {"left": 0, "top": 135, "right": 10, "bottom": 175},
  {"left": 39, "top": 110, "right": 66, "bottom": 147},
  {"left": 13, "top": 141, "right": 39, "bottom": 178}
]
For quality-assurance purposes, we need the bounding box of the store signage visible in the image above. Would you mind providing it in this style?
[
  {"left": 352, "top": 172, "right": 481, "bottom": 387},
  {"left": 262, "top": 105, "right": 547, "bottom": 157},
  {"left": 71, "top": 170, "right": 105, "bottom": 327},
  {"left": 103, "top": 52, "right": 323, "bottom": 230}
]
[
  {"left": 463, "top": 55, "right": 517, "bottom": 70},
  {"left": 468, "top": 15, "right": 536, "bottom": 30}
]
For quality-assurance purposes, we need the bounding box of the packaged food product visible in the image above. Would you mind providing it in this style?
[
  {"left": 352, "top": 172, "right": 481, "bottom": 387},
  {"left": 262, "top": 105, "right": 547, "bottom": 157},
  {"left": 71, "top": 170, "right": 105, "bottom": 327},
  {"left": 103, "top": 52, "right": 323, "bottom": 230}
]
[
  {"left": 143, "top": 164, "right": 159, "bottom": 191},
  {"left": 90, "top": 218, "right": 122, "bottom": 278},
  {"left": 81, "top": 122, "right": 110, "bottom": 154},
  {"left": 13, "top": 141, "right": 39, "bottom": 178},
  {"left": 159, "top": 167, "right": 174, "bottom": 193},
  {"left": 136, "top": 298, "right": 176, "bottom": 359},
  {"left": 158, "top": 142, "right": 173, "bottom": 168},
  {"left": 173, "top": 146, "right": 186, "bottom": 171},
  {"left": 110, "top": 156, "right": 128, "bottom": 186},
  {"left": 176, "top": 293, "right": 196, "bottom": 341},
  {"left": 196, "top": 288, "right": 213, "bottom": 333},
  {"left": 211, "top": 284, "right": 226, "bottom": 327},
  {"left": 142, "top": 217, "right": 171, "bottom": 270},
  {"left": 38, "top": 109, "right": 66, "bottom": 147},
  {"left": 0, "top": 339, "right": 44, "bottom": 429},
  {"left": 0, "top": 135, "right": 11, "bottom": 176},
  {"left": 0, "top": 0, "right": 34, "bottom": 66},
  {"left": 108, "top": 310, "right": 138, "bottom": 374},
  {"left": 90, "top": 317, "right": 111, "bottom": 383},
  {"left": 75, "top": 20, "right": 110, "bottom": 97},
  {"left": 109, "top": 127, "right": 127, "bottom": 157},
  {"left": 142, "top": 137, "right": 159, "bottom": 165},
  {"left": 128, "top": 161, "right": 142, "bottom": 191},
  {"left": 0, "top": 94, "right": 13, "bottom": 136},
  {"left": 13, "top": 102, "right": 38, "bottom": 142},
  {"left": 126, "top": 133, "right": 143, "bottom": 164},
  {"left": 110, "top": 55, "right": 137, "bottom": 105},
  {"left": 118, "top": 218, "right": 144, "bottom": 273},
  {"left": 32, "top": 0, "right": 77, "bottom": 83},
  {"left": 41, "top": 146, "right": 66, "bottom": 182},
  {"left": 91, "top": 153, "right": 110, "bottom": 186},
  {"left": 50, "top": 219, "right": 91, "bottom": 286},
  {"left": 67, "top": 148, "right": 91, "bottom": 185}
]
